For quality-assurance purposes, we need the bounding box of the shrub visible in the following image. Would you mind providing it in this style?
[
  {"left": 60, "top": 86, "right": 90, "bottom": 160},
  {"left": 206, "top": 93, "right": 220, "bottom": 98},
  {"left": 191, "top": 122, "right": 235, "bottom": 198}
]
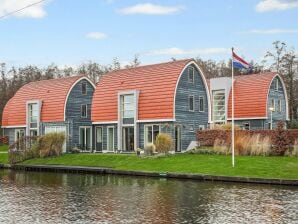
[
  {"left": 272, "top": 122, "right": 290, "bottom": 156},
  {"left": 289, "top": 120, "right": 298, "bottom": 129},
  {"left": 292, "top": 139, "right": 298, "bottom": 156},
  {"left": 213, "top": 123, "right": 240, "bottom": 130},
  {"left": 213, "top": 138, "right": 230, "bottom": 155},
  {"left": 155, "top": 133, "right": 173, "bottom": 154},
  {"left": 38, "top": 133, "right": 65, "bottom": 158},
  {"left": 144, "top": 143, "right": 155, "bottom": 156}
]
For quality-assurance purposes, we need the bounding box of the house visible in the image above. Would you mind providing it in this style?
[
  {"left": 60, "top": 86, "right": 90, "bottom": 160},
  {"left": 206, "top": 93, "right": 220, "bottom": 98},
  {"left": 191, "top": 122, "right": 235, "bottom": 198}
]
[
  {"left": 209, "top": 73, "right": 289, "bottom": 129},
  {"left": 91, "top": 59, "right": 210, "bottom": 152},
  {"left": 1, "top": 75, "right": 95, "bottom": 152}
]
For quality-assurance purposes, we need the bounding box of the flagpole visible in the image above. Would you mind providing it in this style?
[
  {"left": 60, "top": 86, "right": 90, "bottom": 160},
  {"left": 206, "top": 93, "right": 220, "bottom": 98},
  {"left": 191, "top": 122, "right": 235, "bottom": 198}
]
[{"left": 231, "top": 48, "right": 235, "bottom": 167}]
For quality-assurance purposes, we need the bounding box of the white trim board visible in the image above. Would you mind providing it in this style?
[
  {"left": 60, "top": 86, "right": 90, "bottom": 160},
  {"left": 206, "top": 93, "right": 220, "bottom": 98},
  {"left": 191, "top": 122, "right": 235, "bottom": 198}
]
[
  {"left": 227, "top": 117, "right": 267, "bottom": 120},
  {"left": 1, "top": 125, "right": 26, "bottom": 128},
  {"left": 92, "top": 121, "right": 117, "bottom": 125}
]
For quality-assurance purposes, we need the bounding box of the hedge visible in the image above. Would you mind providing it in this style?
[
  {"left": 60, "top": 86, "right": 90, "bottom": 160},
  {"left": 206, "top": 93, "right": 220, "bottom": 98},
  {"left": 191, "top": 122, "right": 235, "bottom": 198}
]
[
  {"left": 197, "top": 129, "right": 298, "bottom": 146},
  {"left": 0, "top": 136, "right": 8, "bottom": 145}
]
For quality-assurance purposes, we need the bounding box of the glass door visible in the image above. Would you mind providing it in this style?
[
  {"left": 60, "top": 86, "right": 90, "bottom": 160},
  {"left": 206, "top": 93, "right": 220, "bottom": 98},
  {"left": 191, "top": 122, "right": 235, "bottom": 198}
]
[
  {"left": 79, "top": 127, "right": 92, "bottom": 151},
  {"left": 122, "top": 127, "right": 134, "bottom": 152},
  {"left": 107, "top": 127, "right": 114, "bottom": 152},
  {"left": 96, "top": 127, "right": 103, "bottom": 152}
]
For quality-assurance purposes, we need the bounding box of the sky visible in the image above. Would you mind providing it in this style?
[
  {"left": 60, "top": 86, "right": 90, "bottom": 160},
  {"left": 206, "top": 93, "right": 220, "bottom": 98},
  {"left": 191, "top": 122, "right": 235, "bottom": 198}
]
[{"left": 0, "top": 0, "right": 297, "bottom": 68}]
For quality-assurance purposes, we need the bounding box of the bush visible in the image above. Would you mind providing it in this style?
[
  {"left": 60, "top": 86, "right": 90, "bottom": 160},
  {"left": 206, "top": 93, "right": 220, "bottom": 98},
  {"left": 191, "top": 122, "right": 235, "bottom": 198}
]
[
  {"left": 272, "top": 122, "right": 290, "bottom": 156},
  {"left": 213, "top": 138, "right": 230, "bottom": 155},
  {"left": 144, "top": 143, "right": 155, "bottom": 156},
  {"left": 38, "top": 133, "right": 65, "bottom": 158},
  {"left": 213, "top": 123, "right": 240, "bottom": 130},
  {"left": 289, "top": 120, "right": 298, "bottom": 129},
  {"left": 155, "top": 133, "right": 173, "bottom": 154}
]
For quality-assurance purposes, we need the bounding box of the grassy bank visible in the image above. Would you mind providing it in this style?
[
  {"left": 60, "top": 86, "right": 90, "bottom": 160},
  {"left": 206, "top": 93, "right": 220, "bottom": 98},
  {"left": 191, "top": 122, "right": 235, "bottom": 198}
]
[
  {"left": 20, "top": 153, "right": 298, "bottom": 180},
  {"left": 0, "top": 145, "right": 8, "bottom": 152}
]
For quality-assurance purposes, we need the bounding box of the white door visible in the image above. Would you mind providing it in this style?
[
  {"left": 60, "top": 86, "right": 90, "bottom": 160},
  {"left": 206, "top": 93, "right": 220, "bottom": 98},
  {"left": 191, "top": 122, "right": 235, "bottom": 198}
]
[{"left": 45, "top": 126, "right": 67, "bottom": 153}]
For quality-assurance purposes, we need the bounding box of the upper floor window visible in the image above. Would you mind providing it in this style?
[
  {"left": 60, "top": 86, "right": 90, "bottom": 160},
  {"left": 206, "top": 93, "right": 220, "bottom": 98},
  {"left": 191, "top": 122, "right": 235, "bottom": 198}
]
[
  {"left": 271, "top": 99, "right": 275, "bottom": 111},
  {"left": 189, "top": 95, "right": 194, "bottom": 112},
  {"left": 213, "top": 90, "right": 225, "bottom": 122},
  {"left": 28, "top": 103, "right": 38, "bottom": 129},
  {"left": 82, "top": 81, "right": 87, "bottom": 95},
  {"left": 121, "top": 94, "right": 135, "bottom": 119},
  {"left": 81, "top": 104, "right": 87, "bottom": 118},
  {"left": 199, "top": 96, "right": 204, "bottom": 112},
  {"left": 275, "top": 79, "right": 279, "bottom": 91},
  {"left": 188, "top": 67, "right": 194, "bottom": 83}
]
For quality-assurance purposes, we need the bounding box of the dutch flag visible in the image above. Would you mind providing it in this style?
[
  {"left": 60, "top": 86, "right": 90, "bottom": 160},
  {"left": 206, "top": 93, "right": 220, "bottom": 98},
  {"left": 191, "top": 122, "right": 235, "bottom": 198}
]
[{"left": 232, "top": 51, "right": 252, "bottom": 69}]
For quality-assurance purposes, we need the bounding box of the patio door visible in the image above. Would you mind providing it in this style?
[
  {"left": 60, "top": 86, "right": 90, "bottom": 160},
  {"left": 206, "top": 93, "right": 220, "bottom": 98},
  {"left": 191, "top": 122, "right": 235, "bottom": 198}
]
[
  {"left": 95, "top": 127, "right": 103, "bottom": 152},
  {"left": 80, "top": 127, "right": 92, "bottom": 151},
  {"left": 122, "top": 127, "right": 134, "bottom": 152},
  {"left": 175, "top": 126, "right": 181, "bottom": 152},
  {"left": 107, "top": 126, "right": 114, "bottom": 152},
  {"left": 15, "top": 129, "right": 25, "bottom": 141}
]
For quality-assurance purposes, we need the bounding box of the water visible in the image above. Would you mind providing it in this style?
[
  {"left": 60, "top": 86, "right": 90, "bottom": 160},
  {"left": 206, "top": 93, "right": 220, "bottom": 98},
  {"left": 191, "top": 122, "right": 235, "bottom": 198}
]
[{"left": 0, "top": 170, "right": 297, "bottom": 224}]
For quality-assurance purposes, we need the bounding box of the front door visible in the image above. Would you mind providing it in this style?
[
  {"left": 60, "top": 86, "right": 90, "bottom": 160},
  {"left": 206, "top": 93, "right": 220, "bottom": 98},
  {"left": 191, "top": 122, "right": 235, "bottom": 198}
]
[
  {"left": 122, "top": 127, "right": 134, "bottom": 152},
  {"left": 95, "top": 127, "right": 103, "bottom": 152},
  {"left": 80, "top": 127, "right": 92, "bottom": 151},
  {"left": 175, "top": 126, "right": 181, "bottom": 152}
]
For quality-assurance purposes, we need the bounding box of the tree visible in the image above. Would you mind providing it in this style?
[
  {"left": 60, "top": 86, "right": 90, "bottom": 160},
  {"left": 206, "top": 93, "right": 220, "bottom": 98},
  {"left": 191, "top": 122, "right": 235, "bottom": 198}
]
[{"left": 265, "top": 41, "right": 286, "bottom": 73}]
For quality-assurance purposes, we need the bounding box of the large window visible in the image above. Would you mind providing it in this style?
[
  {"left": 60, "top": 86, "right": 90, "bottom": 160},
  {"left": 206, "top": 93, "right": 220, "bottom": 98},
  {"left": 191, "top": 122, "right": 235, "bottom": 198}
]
[
  {"left": 144, "top": 125, "right": 160, "bottom": 146},
  {"left": 28, "top": 103, "right": 38, "bottom": 129},
  {"left": 213, "top": 90, "right": 225, "bottom": 122},
  {"left": 275, "top": 79, "right": 279, "bottom": 91},
  {"left": 189, "top": 95, "right": 194, "bottom": 112},
  {"left": 277, "top": 99, "right": 282, "bottom": 112},
  {"left": 121, "top": 94, "right": 135, "bottom": 119}
]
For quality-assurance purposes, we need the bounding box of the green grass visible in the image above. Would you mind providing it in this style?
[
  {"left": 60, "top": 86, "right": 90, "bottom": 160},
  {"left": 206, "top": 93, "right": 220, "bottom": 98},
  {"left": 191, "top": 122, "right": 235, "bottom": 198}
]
[
  {"left": 0, "top": 153, "right": 8, "bottom": 164},
  {"left": 0, "top": 145, "right": 8, "bottom": 152},
  {"left": 22, "top": 153, "right": 298, "bottom": 180}
]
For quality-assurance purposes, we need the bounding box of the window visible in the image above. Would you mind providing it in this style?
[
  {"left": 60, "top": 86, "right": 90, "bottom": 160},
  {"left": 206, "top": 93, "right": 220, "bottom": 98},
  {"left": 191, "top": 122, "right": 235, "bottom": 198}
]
[
  {"left": 82, "top": 81, "right": 87, "bottom": 95},
  {"left": 199, "top": 96, "right": 204, "bottom": 112},
  {"left": 144, "top": 125, "right": 160, "bottom": 146},
  {"left": 96, "top": 127, "right": 102, "bottom": 143},
  {"left": 188, "top": 67, "right": 194, "bottom": 83},
  {"left": 275, "top": 79, "right": 279, "bottom": 91},
  {"left": 121, "top": 94, "right": 135, "bottom": 119},
  {"left": 212, "top": 90, "right": 225, "bottom": 122},
  {"left": 277, "top": 99, "right": 282, "bottom": 112},
  {"left": 28, "top": 103, "right": 38, "bottom": 129},
  {"left": 189, "top": 125, "right": 194, "bottom": 132},
  {"left": 81, "top": 104, "right": 87, "bottom": 118},
  {"left": 189, "top": 95, "right": 194, "bottom": 112}
]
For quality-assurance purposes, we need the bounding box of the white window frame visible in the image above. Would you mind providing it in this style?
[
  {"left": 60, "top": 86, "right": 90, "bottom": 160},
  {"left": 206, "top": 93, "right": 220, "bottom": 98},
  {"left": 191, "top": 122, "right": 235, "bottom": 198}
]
[
  {"left": 107, "top": 126, "right": 115, "bottom": 152},
  {"left": 26, "top": 100, "right": 41, "bottom": 136},
  {"left": 81, "top": 104, "right": 88, "bottom": 118},
  {"left": 212, "top": 90, "right": 226, "bottom": 123},
  {"left": 199, "top": 96, "right": 204, "bottom": 112},
  {"left": 242, "top": 122, "right": 250, "bottom": 130},
  {"left": 188, "top": 67, "right": 194, "bottom": 84},
  {"left": 189, "top": 95, "right": 194, "bottom": 112},
  {"left": 144, "top": 124, "right": 161, "bottom": 146},
  {"left": 271, "top": 99, "right": 275, "bottom": 111},
  {"left": 81, "top": 81, "right": 87, "bottom": 95},
  {"left": 278, "top": 99, "right": 282, "bottom": 112},
  {"left": 121, "top": 94, "right": 135, "bottom": 119},
  {"left": 189, "top": 125, "right": 194, "bottom": 132}
]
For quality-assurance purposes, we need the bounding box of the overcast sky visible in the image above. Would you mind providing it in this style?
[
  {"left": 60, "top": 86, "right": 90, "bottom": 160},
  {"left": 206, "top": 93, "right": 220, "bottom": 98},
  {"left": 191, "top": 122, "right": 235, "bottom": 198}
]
[{"left": 0, "top": 0, "right": 297, "bottom": 68}]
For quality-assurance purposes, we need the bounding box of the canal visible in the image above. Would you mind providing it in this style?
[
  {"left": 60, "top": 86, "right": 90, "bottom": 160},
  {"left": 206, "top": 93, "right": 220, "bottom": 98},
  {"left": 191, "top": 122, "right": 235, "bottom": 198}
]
[{"left": 0, "top": 170, "right": 297, "bottom": 223}]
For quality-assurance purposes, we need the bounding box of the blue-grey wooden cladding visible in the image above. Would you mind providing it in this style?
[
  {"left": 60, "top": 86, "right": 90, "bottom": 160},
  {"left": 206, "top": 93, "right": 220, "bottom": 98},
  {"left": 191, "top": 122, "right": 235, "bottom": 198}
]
[
  {"left": 174, "top": 64, "right": 209, "bottom": 150},
  {"left": 65, "top": 79, "right": 94, "bottom": 150}
]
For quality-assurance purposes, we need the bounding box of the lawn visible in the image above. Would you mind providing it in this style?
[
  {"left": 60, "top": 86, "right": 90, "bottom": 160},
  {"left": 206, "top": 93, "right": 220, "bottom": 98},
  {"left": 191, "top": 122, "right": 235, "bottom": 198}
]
[
  {"left": 22, "top": 153, "right": 298, "bottom": 180},
  {"left": 0, "top": 145, "right": 8, "bottom": 152}
]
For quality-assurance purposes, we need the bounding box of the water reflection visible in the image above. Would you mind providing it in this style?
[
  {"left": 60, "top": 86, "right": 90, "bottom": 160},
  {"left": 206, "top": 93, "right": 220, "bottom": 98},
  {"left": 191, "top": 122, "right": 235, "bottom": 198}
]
[{"left": 0, "top": 170, "right": 297, "bottom": 223}]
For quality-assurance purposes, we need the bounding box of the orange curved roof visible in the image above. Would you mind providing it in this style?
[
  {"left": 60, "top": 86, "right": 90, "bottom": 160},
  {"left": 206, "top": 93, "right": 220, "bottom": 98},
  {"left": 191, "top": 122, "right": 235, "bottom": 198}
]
[
  {"left": 228, "top": 73, "right": 277, "bottom": 119},
  {"left": 92, "top": 59, "right": 193, "bottom": 122},
  {"left": 2, "top": 76, "right": 85, "bottom": 127}
]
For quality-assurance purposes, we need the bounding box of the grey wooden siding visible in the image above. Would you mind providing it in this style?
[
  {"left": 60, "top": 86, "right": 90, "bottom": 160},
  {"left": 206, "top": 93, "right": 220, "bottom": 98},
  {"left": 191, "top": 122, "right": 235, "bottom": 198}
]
[
  {"left": 65, "top": 79, "right": 94, "bottom": 150},
  {"left": 3, "top": 128, "right": 22, "bottom": 145},
  {"left": 234, "top": 120, "right": 264, "bottom": 130},
  {"left": 265, "top": 76, "right": 287, "bottom": 129},
  {"left": 175, "top": 64, "right": 209, "bottom": 150}
]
